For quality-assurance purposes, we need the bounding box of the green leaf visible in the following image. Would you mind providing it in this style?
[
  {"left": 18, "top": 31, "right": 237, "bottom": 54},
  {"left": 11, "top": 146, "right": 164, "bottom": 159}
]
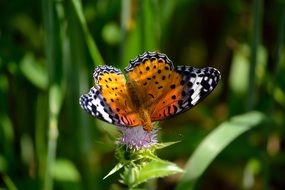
[
  {"left": 154, "top": 141, "right": 180, "bottom": 150},
  {"left": 176, "top": 111, "right": 267, "bottom": 190},
  {"left": 52, "top": 159, "right": 81, "bottom": 182},
  {"left": 102, "top": 22, "right": 121, "bottom": 45},
  {"left": 103, "top": 163, "right": 124, "bottom": 180},
  {"left": 49, "top": 84, "right": 63, "bottom": 117},
  {"left": 229, "top": 44, "right": 250, "bottom": 94},
  {"left": 20, "top": 53, "right": 48, "bottom": 90},
  {"left": 130, "top": 159, "right": 183, "bottom": 188}
]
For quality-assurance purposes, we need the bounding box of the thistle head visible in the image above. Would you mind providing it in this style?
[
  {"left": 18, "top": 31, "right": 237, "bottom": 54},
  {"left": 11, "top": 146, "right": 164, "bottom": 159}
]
[{"left": 117, "top": 126, "right": 159, "bottom": 150}]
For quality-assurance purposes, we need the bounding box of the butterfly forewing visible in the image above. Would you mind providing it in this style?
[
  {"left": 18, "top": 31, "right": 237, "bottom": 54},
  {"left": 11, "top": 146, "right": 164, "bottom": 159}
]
[
  {"left": 126, "top": 52, "right": 182, "bottom": 110},
  {"left": 80, "top": 65, "right": 142, "bottom": 127}
]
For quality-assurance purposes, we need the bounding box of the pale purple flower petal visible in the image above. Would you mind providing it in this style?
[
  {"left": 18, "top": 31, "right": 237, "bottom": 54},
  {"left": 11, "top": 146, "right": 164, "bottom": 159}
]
[{"left": 118, "top": 126, "right": 158, "bottom": 150}]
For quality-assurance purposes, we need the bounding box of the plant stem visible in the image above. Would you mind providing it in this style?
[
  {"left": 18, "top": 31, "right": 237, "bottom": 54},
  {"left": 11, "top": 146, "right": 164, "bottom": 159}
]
[
  {"left": 44, "top": 115, "right": 58, "bottom": 190},
  {"left": 247, "top": 0, "right": 263, "bottom": 110},
  {"left": 267, "top": 3, "right": 285, "bottom": 113}
]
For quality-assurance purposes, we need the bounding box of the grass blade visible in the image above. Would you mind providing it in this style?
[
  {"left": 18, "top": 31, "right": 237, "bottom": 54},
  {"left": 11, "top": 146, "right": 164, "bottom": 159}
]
[
  {"left": 176, "top": 111, "right": 266, "bottom": 190},
  {"left": 247, "top": 0, "right": 263, "bottom": 110},
  {"left": 42, "top": 0, "right": 58, "bottom": 189},
  {"left": 267, "top": 4, "right": 285, "bottom": 112},
  {"left": 70, "top": 0, "right": 104, "bottom": 65},
  {"left": 139, "top": 0, "right": 159, "bottom": 51},
  {"left": 42, "top": 0, "right": 64, "bottom": 188},
  {"left": 2, "top": 174, "right": 17, "bottom": 190},
  {"left": 45, "top": 85, "right": 63, "bottom": 190}
]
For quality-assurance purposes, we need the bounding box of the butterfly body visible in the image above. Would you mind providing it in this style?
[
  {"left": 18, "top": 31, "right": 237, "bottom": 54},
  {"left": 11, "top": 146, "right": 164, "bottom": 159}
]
[
  {"left": 80, "top": 52, "right": 221, "bottom": 132},
  {"left": 125, "top": 81, "right": 153, "bottom": 131}
]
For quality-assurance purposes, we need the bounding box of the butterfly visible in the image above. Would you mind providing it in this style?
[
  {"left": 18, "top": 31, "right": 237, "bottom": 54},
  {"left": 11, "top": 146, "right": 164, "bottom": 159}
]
[{"left": 79, "top": 52, "right": 221, "bottom": 132}]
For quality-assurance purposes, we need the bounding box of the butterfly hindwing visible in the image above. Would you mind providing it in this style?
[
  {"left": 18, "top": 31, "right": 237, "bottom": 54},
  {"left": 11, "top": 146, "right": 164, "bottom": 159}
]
[{"left": 80, "top": 65, "right": 142, "bottom": 127}]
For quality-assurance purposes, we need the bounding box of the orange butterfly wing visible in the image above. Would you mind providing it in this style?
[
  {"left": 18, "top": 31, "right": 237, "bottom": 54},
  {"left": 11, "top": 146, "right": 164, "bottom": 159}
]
[
  {"left": 125, "top": 52, "right": 182, "bottom": 118},
  {"left": 151, "top": 66, "right": 221, "bottom": 120},
  {"left": 80, "top": 66, "right": 142, "bottom": 127},
  {"left": 125, "top": 52, "right": 221, "bottom": 121},
  {"left": 80, "top": 52, "right": 221, "bottom": 131}
]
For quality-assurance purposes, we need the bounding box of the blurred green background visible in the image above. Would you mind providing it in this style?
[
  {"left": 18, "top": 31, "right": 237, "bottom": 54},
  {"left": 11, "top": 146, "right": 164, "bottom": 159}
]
[{"left": 0, "top": 0, "right": 285, "bottom": 189}]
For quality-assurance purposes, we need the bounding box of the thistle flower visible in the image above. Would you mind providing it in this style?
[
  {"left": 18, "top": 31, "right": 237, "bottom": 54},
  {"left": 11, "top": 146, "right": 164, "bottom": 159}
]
[
  {"left": 118, "top": 126, "right": 159, "bottom": 150},
  {"left": 103, "top": 125, "right": 183, "bottom": 188},
  {"left": 78, "top": 50, "right": 221, "bottom": 189}
]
